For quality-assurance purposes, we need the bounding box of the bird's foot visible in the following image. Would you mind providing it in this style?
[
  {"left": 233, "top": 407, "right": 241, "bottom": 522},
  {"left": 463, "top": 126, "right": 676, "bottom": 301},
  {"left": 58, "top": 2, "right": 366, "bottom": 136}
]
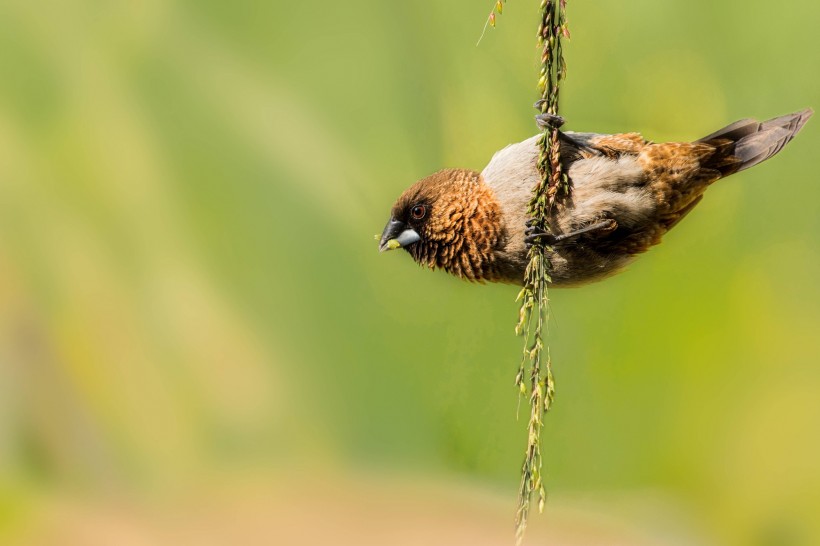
[
  {"left": 533, "top": 100, "right": 565, "bottom": 130},
  {"left": 525, "top": 219, "right": 618, "bottom": 248},
  {"left": 525, "top": 223, "right": 558, "bottom": 248},
  {"left": 535, "top": 113, "right": 566, "bottom": 131}
]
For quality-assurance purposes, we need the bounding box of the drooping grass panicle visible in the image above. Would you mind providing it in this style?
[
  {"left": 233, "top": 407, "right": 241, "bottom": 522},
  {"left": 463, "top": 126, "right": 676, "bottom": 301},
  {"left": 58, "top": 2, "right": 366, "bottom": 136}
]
[
  {"left": 477, "top": 0, "right": 508, "bottom": 46},
  {"left": 514, "top": 1, "right": 570, "bottom": 544}
]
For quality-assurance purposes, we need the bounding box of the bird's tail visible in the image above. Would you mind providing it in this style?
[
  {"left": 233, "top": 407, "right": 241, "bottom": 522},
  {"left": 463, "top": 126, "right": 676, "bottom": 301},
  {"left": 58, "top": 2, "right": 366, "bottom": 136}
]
[{"left": 698, "top": 108, "right": 813, "bottom": 175}]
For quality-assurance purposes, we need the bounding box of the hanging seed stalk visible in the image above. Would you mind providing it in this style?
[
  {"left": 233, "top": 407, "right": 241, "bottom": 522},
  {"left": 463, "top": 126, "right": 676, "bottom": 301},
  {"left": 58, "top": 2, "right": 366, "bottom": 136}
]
[{"left": 513, "top": 0, "right": 569, "bottom": 544}]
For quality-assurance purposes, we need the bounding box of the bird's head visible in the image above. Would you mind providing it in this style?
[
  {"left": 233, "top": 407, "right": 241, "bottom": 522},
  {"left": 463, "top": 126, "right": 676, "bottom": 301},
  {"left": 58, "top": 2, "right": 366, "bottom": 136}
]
[{"left": 378, "top": 169, "right": 503, "bottom": 281}]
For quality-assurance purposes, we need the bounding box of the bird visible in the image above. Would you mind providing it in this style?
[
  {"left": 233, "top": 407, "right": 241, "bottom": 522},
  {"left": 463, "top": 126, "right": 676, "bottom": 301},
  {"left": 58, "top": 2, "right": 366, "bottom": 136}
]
[{"left": 378, "top": 109, "right": 812, "bottom": 286}]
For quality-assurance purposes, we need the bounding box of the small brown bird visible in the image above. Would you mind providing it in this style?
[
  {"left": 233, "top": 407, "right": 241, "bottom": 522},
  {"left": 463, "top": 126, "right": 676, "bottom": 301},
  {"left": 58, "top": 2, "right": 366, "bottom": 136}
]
[{"left": 379, "top": 109, "right": 812, "bottom": 286}]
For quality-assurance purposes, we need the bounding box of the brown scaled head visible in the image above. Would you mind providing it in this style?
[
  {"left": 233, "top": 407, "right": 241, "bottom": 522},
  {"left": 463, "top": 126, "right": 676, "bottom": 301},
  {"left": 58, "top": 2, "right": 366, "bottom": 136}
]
[{"left": 378, "top": 169, "right": 504, "bottom": 282}]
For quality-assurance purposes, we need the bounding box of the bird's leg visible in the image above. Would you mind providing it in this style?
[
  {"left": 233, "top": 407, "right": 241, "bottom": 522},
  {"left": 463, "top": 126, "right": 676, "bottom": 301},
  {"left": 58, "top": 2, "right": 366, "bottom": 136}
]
[
  {"left": 535, "top": 113, "right": 566, "bottom": 131},
  {"left": 533, "top": 104, "right": 590, "bottom": 152},
  {"left": 525, "top": 219, "right": 618, "bottom": 247},
  {"left": 533, "top": 100, "right": 566, "bottom": 129}
]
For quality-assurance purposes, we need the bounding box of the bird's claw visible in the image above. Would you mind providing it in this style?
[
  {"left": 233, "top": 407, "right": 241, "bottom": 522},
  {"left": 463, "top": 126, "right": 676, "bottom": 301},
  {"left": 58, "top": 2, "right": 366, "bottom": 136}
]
[
  {"left": 524, "top": 224, "right": 557, "bottom": 248},
  {"left": 525, "top": 219, "right": 619, "bottom": 249},
  {"left": 536, "top": 112, "right": 566, "bottom": 131}
]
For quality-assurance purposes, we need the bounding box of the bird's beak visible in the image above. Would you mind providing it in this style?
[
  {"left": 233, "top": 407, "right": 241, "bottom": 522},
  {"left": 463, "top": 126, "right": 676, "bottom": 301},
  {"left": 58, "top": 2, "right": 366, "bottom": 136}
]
[{"left": 378, "top": 219, "right": 421, "bottom": 253}]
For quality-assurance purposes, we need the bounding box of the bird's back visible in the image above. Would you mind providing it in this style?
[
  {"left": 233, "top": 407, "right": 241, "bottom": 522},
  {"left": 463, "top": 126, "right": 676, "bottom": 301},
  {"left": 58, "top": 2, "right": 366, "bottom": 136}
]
[
  {"left": 481, "top": 109, "right": 812, "bottom": 286},
  {"left": 482, "top": 133, "right": 658, "bottom": 285}
]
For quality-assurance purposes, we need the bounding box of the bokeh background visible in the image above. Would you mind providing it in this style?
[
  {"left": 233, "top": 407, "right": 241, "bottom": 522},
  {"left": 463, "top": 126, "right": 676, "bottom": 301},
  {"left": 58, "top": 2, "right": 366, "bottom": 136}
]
[{"left": 0, "top": 1, "right": 818, "bottom": 545}]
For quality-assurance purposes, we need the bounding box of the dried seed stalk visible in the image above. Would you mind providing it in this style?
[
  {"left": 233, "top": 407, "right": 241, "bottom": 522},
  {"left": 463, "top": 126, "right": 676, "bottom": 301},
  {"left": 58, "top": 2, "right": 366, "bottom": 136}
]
[{"left": 514, "top": 1, "right": 569, "bottom": 544}]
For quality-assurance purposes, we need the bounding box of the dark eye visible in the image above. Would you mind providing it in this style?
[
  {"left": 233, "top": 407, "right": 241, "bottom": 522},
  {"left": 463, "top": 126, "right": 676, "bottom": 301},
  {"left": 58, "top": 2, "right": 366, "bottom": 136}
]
[{"left": 411, "top": 205, "right": 426, "bottom": 220}]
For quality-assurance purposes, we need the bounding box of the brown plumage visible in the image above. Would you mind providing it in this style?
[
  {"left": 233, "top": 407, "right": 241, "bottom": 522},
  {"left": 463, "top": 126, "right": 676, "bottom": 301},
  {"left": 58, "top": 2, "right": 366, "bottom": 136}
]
[
  {"left": 379, "top": 110, "right": 812, "bottom": 286},
  {"left": 386, "top": 169, "right": 505, "bottom": 282}
]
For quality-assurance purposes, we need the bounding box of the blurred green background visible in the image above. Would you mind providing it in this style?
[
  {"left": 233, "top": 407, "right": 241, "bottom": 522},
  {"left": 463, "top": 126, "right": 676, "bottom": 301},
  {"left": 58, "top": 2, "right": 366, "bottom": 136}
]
[{"left": 0, "top": 1, "right": 818, "bottom": 545}]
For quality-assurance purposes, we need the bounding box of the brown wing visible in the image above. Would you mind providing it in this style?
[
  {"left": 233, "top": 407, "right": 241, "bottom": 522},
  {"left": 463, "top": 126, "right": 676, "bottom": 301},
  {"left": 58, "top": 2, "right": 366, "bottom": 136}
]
[
  {"left": 565, "top": 132, "right": 729, "bottom": 228},
  {"left": 565, "top": 132, "right": 738, "bottom": 246},
  {"left": 588, "top": 133, "right": 649, "bottom": 156}
]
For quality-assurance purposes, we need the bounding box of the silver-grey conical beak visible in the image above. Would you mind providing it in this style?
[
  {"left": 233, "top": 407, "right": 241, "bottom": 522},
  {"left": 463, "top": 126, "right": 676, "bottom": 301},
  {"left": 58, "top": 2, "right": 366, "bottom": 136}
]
[{"left": 378, "top": 219, "right": 421, "bottom": 253}]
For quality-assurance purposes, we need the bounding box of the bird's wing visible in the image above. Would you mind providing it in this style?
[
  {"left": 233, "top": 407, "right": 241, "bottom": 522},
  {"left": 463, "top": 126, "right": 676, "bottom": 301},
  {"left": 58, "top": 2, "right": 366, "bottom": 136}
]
[
  {"left": 561, "top": 131, "right": 649, "bottom": 159},
  {"left": 562, "top": 131, "right": 727, "bottom": 214},
  {"left": 560, "top": 132, "right": 727, "bottom": 229}
]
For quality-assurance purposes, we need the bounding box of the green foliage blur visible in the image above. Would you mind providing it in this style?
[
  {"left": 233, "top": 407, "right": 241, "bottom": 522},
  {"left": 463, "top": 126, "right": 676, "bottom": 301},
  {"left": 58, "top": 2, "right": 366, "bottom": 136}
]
[{"left": 0, "top": 1, "right": 818, "bottom": 545}]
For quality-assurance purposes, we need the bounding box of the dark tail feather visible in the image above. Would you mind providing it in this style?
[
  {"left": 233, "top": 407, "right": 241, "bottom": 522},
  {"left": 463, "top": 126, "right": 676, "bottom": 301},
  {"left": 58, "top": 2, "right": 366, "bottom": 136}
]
[{"left": 698, "top": 108, "right": 813, "bottom": 174}]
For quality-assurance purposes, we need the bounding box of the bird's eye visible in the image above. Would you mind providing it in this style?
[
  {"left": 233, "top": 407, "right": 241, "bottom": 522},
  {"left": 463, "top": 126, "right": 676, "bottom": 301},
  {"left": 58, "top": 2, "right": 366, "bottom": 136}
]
[{"left": 411, "top": 205, "right": 426, "bottom": 220}]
